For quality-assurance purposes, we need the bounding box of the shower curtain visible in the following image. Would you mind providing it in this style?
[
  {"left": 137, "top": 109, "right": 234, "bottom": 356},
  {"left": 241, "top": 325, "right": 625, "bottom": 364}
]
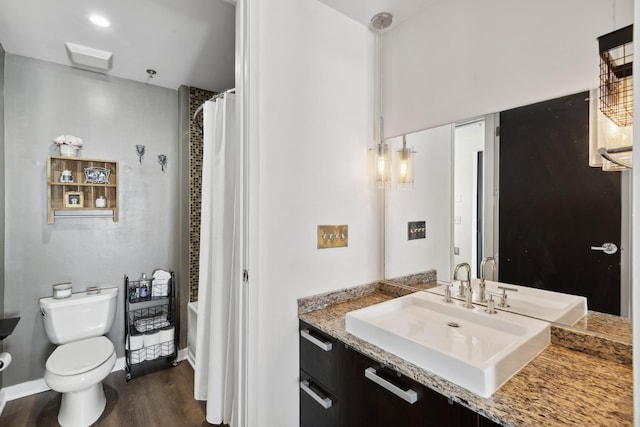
[{"left": 194, "top": 93, "right": 239, "bottom": 425}]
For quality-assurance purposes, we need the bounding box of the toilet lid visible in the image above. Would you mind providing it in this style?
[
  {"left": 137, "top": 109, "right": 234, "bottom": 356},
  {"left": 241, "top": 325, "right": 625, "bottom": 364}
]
[{"left": 46, "top": 336, "right": 114, "bottom": 376}]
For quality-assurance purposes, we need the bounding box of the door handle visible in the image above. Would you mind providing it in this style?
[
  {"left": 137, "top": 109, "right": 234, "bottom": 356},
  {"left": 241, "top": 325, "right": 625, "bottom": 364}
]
[{"left": 590, "top": 242, "right": 618, "bottom": 255}]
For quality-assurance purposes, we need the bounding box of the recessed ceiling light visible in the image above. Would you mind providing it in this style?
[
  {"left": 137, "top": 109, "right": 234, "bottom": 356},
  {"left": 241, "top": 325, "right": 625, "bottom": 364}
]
[{"left": 89, "top": 15, "right": 110, "bottom": 28}]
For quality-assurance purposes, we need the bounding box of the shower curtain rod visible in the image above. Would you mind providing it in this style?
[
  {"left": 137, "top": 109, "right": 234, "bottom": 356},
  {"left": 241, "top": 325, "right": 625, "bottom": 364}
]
[{"left": 193, "top": 88, "right": 236, "bottom": 135}]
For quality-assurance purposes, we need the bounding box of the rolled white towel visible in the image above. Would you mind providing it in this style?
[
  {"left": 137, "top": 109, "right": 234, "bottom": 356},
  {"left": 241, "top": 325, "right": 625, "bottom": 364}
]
[
  {"left": 144, "top": 331, "right": 161, "bottom": 347},
  {"left": 161, "top": 341, "right": 175, "bottom": 357},
  {"left": 130, "top": 347, "right": 146, "bottom": 364},
  {"left": 146, "top": 344, "right": 160, "bottom": 361},
  {"left": 125, "top": 334, "right": 144, "bottom": 350},
  {"left": 159, "top": 327, "right": 174, "bottom": 343}
]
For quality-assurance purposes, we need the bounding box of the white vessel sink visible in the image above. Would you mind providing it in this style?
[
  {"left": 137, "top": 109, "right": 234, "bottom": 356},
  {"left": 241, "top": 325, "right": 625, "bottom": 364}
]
[
  {"left": 345, "top": 291, "right": 549, "bottom": 397},
  {"left": 434, "top": 279, "right": 587, "bottom": 325}
]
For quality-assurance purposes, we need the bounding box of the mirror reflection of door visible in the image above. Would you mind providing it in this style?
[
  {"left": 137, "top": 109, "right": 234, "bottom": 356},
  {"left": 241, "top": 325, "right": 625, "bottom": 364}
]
[
  {"left": 453, "top": 117, "right": 496, "bottom": 280},
  {"left": 499, "top": 91, "right": 623, "bottom": 316},
  {"left": 453, "top": 120, "right": 486, "bottom": 277},
  {"left": 451, "top": 93, "right": 626, "bottom": 317}
]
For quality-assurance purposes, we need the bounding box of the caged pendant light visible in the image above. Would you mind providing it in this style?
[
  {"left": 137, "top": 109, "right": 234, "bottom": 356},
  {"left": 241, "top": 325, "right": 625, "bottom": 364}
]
[
  {"left": 592, "top": 25, "right": 633, "bottom": 170},
  {"left": 599, "top": 25, "right": 633, "bottom": 127}
]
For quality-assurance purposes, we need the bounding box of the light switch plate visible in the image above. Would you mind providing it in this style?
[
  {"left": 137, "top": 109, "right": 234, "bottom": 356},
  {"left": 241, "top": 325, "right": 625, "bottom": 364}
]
[
  {"left": 408, "top": 221, "right": 426, "bottom": 240},
  {"left": 317, "top": 225, "right": 348, "bottom": 249}
]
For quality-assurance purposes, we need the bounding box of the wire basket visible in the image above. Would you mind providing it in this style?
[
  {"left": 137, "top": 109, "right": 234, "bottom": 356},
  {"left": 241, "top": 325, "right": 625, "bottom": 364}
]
[
  {"left": 129, "top": 304, "right": 173, "bottom": 332},
  {"left": 598, "top": 25, "right": 633, "bottom": 127}
]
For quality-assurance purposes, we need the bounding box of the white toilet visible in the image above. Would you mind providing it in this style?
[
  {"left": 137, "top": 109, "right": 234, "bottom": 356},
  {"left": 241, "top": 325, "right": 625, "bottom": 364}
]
[{"left": 39, "top": 287, "right": 118, "bottom": 427}]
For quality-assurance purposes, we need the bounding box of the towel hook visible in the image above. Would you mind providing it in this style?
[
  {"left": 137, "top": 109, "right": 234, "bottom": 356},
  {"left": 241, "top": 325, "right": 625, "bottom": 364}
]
[{"left": 158, "top": 154, "right": 168, "bottom": 172}]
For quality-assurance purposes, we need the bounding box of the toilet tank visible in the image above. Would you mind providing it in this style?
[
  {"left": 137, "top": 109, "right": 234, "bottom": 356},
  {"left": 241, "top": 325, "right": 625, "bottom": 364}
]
[{"left": 39, "top": 287, "right": 118, "bottom": 345}]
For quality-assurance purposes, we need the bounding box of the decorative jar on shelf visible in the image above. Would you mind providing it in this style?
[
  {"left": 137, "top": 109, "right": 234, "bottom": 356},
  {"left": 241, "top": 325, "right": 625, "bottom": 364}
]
[
  {"left": 95, "top": 196, "right": 106, "bottom": 208},
  {"left": 59, "top": 145, "right": 78, "bottom": 157}
]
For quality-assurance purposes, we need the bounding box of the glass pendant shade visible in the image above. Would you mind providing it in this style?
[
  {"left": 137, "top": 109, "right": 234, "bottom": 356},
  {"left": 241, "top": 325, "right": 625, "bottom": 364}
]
[
  {"left": 376, "top": 142, "right": 391, "bottom": 188},
  {"left": 397, "top": 136, "right": 414, "bottom": 186}
]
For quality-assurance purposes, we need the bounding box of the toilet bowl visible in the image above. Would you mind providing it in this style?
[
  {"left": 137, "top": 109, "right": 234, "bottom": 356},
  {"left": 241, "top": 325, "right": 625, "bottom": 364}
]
[
  {"left": 44, "top": 337, "right": 116, "bottom": 426},
  {"left": 39, "top": 287, "right": 118, "bottom": 427}
]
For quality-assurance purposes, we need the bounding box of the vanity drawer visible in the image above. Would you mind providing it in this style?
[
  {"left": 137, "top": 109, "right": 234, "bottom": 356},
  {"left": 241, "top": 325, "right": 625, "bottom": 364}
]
[
  {"left": 299, "top": 320, "right": 338, "bottom": 394},
  {"left": 300, "top": 370, "right": 338, "bottom": 427}
]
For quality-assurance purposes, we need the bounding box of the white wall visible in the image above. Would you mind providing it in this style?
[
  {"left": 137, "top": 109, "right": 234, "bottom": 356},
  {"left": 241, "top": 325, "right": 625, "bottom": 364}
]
[
  {"left": 3, "top": 55, "right": 179, "bottom": 386},
  {"left": 385, "top": 125, "right": 452, "bottom": 280},
  {"left": 382, "top": 0, "right": 634, "bottom": 137},
  {"left": 249, "top": 0, "right": 377, "bottom": 425}
]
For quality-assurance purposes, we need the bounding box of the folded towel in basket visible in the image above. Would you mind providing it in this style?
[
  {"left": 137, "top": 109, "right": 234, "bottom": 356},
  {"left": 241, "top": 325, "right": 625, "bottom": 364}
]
[
  {"left": 152, "top": 269, "right": 171, "bottom": 280},
  {"left": 134, "top": 314, "right": 169, "bottom": 333}
]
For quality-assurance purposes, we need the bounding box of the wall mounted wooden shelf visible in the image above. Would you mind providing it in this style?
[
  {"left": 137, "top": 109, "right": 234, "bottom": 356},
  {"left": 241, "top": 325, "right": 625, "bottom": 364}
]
[{"left": 47, "top": 156, "right": 119, "bottom": 223}]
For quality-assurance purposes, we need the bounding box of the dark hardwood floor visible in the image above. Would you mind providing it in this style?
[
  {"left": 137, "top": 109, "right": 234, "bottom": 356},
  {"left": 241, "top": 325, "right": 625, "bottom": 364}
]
[{"left": 0, "top": 361, "right": 225, "bottom": 427}]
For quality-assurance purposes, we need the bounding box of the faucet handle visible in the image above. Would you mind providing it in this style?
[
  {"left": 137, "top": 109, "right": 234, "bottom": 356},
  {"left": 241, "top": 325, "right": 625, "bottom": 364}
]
[
  {"left": 485, "top": 294, "right": 497, "bottom": 314},
  {"left": 442, "top": 284, "right": 453, "bottom": 303},
  {"left": 463, "top": 284, "right": 474, "bottom": 309},
  {"left": 496, "top": 286, "right": 517, "bottom": 307}
]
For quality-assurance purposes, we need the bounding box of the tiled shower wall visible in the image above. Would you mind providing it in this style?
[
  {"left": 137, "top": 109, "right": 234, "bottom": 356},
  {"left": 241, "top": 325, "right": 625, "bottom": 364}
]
[{"left": 189, "top": 87, "right": 216, "bottom": 302}]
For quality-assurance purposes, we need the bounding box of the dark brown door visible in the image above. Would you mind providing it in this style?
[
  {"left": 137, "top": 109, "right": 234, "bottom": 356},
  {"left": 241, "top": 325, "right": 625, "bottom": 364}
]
[{"left": 499, "top": 91, "right": 621, "bottom": 315}]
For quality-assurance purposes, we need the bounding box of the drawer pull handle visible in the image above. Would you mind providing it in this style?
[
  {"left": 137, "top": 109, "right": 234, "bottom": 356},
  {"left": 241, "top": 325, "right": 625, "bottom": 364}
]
[
  {"left": 364, "top": 367, "right": 418, "bottom": 404},
  {"left": 300, "top": 380, "right": 333, "bottom": 409},
  {"left": 300, "top": 329, "right": 333, "bottom": 351}
]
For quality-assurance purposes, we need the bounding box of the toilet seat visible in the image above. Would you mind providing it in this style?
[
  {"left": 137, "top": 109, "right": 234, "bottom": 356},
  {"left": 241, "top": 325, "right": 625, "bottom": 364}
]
[{"left": 46, "top": 336, "right": 114, "bottom": 376}]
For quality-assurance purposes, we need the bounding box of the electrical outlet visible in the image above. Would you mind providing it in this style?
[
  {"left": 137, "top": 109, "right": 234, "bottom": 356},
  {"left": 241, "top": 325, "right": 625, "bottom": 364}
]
[
  {"left": 408, "top": 221, "right": 426, "bottom": 240},
  {"left": 317, "top": 225, "right": 348, "bottom": 249},
  {"left": 454, "top": 247, "right": 460, "bottom": 255}
]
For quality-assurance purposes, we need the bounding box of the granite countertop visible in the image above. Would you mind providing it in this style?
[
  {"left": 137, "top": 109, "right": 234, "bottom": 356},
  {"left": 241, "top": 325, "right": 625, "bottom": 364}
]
[{"left": 298, "top": 283, "right": 633, "bottom": 427}]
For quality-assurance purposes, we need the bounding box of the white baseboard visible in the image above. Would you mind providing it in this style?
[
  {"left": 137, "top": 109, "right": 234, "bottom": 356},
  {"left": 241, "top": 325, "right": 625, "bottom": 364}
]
[
  {"left": 0, "top": 350, "right": 187, "bottom": 406},
  {"left": 0, "top": 389, "right": 6, "bottom": 416},
  {"left": 177, "top": 347, "right": 188, "bottom": 362},
  {"left": 3, "top": 377, "right": 49, "bottom": 402},
  {"left": 113, "top": 355, "right": 126, "bottom": 372}
]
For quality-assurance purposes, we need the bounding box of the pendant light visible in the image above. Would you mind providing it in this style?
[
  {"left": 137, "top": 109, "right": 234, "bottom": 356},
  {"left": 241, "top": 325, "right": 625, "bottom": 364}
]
[
  {"left": 397, "top": 135, "right": 415, "bottom": 186},
  {"left": 591, "top": 25, "right": 633, "bottom": 170},
  {"left": 370, "top": 12, "right": 393, "bottom": 188}
]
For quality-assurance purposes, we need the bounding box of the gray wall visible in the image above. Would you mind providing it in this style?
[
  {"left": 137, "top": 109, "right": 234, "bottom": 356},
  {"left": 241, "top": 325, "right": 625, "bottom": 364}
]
[
  {"left": 0, "top": 43, "right": 5, "bottom": 389},
  {"left": 3, "top": 55, "right": 180, "bottom": 386}
]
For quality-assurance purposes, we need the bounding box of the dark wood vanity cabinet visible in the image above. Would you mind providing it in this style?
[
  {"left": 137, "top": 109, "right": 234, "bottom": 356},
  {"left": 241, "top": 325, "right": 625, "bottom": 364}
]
[
  {"left": 338, "top": 344, "right": 479, "bottom": 427},
  {"left": 300, "top": 321, "right": 340, "bottom": 427},
  {"left": 299, "top": 320, "right": 501, "bottom": 427}
]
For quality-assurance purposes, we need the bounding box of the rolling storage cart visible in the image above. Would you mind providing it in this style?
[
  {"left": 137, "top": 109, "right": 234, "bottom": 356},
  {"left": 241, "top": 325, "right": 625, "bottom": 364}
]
[{"left": 124, "top": 271, "right": 178, "bottom": 381}]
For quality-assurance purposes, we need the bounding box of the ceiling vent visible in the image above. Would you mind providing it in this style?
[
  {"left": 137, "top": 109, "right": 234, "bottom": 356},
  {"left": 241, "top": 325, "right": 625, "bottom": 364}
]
[{"left": 65, "top": 42, "right": 113, "bottom": 72}]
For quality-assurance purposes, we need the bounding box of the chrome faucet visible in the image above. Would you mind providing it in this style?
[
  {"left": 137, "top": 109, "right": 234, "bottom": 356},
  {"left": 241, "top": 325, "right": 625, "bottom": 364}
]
[
  {"left": 479, "top": 257, "right": 497, "bottom": 303},
  {"left": 453, "top": 262, "right": 472, "bottom": 304}
]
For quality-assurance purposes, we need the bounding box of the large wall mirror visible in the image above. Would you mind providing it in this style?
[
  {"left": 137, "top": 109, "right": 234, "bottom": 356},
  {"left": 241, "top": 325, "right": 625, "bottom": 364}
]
[
  {"left": 384, "top": 91, "right": 631, "bottom": 327},
  {"left": 379, "top": 0, "right": 633, "bottom": 340}
]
